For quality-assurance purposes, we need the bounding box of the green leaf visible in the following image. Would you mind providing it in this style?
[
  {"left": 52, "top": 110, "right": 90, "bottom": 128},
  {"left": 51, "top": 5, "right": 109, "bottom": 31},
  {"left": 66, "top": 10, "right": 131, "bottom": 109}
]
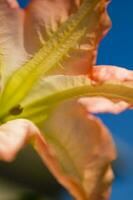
[
  {"left": 0, "top": 0, "right": 99, "bottom": 117},
  {"left": 3, "top": 75, "right": 133, "bottom": 124}
]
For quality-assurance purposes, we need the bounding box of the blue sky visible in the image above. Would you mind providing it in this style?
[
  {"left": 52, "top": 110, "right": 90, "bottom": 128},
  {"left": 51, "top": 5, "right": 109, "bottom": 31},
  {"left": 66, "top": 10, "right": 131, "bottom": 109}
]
[{"left": 18, "top": 1, "right": 133, "bottom": 199}]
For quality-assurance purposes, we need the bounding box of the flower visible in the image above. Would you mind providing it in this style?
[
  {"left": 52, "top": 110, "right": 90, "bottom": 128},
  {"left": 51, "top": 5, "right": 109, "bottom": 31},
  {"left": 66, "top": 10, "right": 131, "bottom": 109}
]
[{"left": 0, "top": 0, "right": 132, "bottom": 200}]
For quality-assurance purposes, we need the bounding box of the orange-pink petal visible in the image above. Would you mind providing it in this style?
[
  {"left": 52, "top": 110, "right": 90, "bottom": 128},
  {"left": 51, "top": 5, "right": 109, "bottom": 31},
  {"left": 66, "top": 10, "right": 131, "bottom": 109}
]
[
  {"left": 0, "top": 0, "right": 27, "bottom": 82},
  {"left": 1, "top": 1, "right": 111, "bottom": 77},
  {"left": 42, "top": 100, "right": 116, "bottom": 200},
  {"left": 92, "top": 65, "right": 133, "bottom": 83},
  {"left": 24, "top": 0, "right": 111, "bottom": 75},
  {"left": 6, "top": 0, "right": 19, "bottom": 9},
  {"left": 0, "top": 103, "right": 116, "bottom": 200},
  {"left": 78, "top": 97, "right": 129, "bottom": 114}
]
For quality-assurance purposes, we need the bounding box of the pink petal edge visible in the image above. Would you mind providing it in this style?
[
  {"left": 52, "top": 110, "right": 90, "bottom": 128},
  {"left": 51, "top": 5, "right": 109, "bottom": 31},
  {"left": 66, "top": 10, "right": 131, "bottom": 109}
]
[
  {"left": 92, "top": 65, "right": 133, "bottom": 83},
  {"left": 6, "top": 0, "right": 19, "bottom": 9},
  {"left": 78, "top": 97, "right": 130, "bottom": 114}
]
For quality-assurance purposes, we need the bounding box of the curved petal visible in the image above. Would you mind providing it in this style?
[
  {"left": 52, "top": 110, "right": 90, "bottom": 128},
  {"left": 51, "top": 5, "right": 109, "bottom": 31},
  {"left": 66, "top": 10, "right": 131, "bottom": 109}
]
[
  {"left": 0, "top": 105, "right": 116, "bottom": 200},
  {"left": 92, "top": 65, "right": 133, "bottom": 83},
  {"left": 24, "top": 0, "right": 111, "bottom": 75},
  {"left": 0, "top": 0, "right": 27, "bottom": 83},
  {"left": 24, "top": 0, "right": 81, "bottom": 53},
  {"left": 78, "top": 97, "right": 129, "bottom": 114},
  {"left": 2, "top": 0, "right": 111, "bottom": 77},
  {"left": 42, "top": 100, "right": 116, "bottom": 200},
  {"left": 0, "top": 119, "right": 40, "bottom": 161}
]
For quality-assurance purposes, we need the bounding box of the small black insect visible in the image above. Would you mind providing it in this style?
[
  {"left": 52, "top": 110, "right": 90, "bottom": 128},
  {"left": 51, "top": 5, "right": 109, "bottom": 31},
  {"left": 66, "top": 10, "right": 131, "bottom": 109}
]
[{"left": 9, "top": 105, "right": 23, "bottom": 115}]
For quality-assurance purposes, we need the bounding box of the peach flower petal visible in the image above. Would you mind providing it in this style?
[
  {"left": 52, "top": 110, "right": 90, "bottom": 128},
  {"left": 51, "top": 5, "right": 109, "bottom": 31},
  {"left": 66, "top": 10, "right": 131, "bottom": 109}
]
[
  {"left": 0, "top": 101, "right": 116, "bottom": 200},
  {"left": 3, "top": 0, "right": 111, "bottom": 76},
  {"left": 92, "top": 65, "right": 133, "bottom": 83},
  {"left": 6, "top": 0, "right": 19, "bottom": 9},
  {"left": 0, "top": 0, "right": 27, "bottom": 82},
  {"left": 42, "top": 100, "right": 116, "bottom": 200},
  {"left": 24, "top": 0, "right": 111, "bottom": 75},
  {"left": 78, "top": 97, "right": 129, "bottom": 114}
]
